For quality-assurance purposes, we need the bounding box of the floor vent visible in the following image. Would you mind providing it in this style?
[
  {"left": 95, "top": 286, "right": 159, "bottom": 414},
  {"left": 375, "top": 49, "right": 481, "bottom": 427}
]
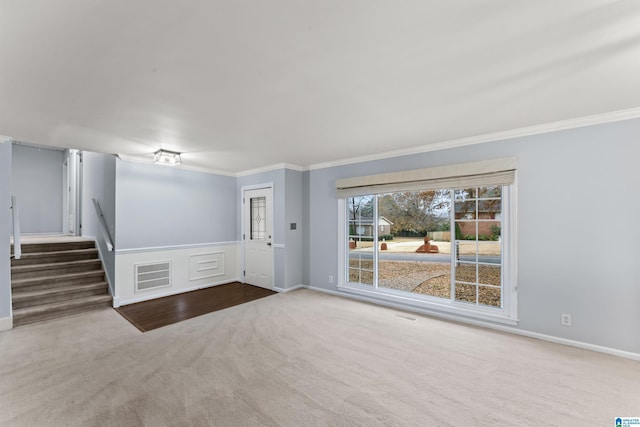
[
  {"left": 135, "top": 261, "right": 171, "bottom": 292},
  {"left": 394, "top": 313, "right": 417, "bottom": 321}
]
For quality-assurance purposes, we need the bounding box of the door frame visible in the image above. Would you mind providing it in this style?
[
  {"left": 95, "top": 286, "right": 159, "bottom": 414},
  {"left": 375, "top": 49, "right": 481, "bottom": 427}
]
[
  {"left": 241, "top": 182, "right": 274, "bottom": 288},
  {"left": 63, "top": 149, "right": 83, "bottom": 236}
]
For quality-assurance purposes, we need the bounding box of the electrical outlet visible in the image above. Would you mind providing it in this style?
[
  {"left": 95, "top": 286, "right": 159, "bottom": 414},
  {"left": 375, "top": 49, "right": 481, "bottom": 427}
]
[
  {"left": 329, "top": 275, "right": 334, "bottom": 283},
  {"left": 561, "top": 313, "right": 572, "bottom": 326}
]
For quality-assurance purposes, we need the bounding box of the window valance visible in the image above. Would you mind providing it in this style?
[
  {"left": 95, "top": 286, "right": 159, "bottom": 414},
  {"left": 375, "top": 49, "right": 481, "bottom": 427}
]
[{"left": 335, "top": 157, "right": 516, "bottom": 198}]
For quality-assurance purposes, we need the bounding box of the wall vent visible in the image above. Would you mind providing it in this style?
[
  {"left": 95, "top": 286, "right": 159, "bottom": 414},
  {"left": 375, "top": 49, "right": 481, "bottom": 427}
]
[{"left": 135, "top": 261, "right": 171, "bottom": 292}]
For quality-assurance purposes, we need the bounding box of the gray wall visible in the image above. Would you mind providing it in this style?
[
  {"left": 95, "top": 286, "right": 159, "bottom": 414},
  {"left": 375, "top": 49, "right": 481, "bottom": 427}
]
[
  {"left": 115, "top": 160, "right": 237, "bottom": 249},
  {"left": 284, "top": 169, "right": 303, "bottom": 288},
  {"left": 11, "top": 144, "right": 64, "bottom": 234},
  {"left": 82, "top": 152, "right": 116, "bottom": 289},
  {"left": 305, "top": 118, "right": 640, "bottom": 354},
  {"left": 0, "top": 142, "right": 12, "bottom": 319},
  {"left": 302, "top": 171, "right": 311, "bottom": 289}
]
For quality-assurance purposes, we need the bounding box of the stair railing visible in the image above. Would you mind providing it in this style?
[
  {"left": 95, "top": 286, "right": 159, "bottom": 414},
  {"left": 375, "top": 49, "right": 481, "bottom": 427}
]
[
  {"left": 11, "top": 195, "right": 21, "bottom": 260},
  {"left": 92, "top": 198, "right": 114, "bottom": 251}
]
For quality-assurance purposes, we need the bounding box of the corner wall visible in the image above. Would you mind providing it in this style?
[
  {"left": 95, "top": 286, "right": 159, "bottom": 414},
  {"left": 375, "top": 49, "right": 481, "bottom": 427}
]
[
  {"left": 81, "top": 152, "right": 116, "bottom": 293},
  {"left": 284, "top": 169, "right": 303, "bottom": 288},
  {"left": 302, "top": 171, "right": 311, "bottom": 287},
  {"left": 0, "top": 142, "right": 12, "bottom": 329}
]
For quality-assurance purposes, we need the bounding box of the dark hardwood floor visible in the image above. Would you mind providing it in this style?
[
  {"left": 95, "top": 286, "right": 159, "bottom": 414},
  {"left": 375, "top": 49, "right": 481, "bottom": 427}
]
[{"left": 115, "top": 282, "right": 277, "bottom": 332}]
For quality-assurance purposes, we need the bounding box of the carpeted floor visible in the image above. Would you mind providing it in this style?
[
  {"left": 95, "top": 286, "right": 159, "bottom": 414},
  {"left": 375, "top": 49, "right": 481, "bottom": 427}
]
[{"left": 1, "top": 288, "right": 638, "bottom": 426}]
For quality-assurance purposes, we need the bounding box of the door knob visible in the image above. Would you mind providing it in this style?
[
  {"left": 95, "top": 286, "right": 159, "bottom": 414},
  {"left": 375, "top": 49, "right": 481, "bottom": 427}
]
[{"left": 267, "top": 242, "right": 272, "bottom": 246}]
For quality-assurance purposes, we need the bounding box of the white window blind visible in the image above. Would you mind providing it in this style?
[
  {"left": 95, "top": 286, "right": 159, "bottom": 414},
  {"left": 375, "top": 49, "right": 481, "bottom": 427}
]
[{"left": 336, "top": 158, "right": 516, "bottom": 198}]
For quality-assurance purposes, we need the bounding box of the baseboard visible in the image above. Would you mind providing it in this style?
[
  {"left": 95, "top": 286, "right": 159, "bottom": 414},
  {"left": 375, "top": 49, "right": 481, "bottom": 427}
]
[
  {"left": 0, "top": 316, "right": 13, "bottom": 332},
  {"left": 273, "top": 284, "right": 304, "bottom": 293},
  {"left": 304, "top": 285, "right": 640, "bottom": 362},
  {"left": 118, "top": 277, "right": 242, "bottom": 306},
  {"left": 506, "top": 329, "right": 640, "bottom": 361}
]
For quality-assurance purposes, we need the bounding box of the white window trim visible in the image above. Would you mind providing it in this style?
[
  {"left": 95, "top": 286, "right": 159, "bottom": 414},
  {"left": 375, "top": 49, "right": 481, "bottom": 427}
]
[{"left": 337, "top": 183, "right": 518, "bottom": 326}]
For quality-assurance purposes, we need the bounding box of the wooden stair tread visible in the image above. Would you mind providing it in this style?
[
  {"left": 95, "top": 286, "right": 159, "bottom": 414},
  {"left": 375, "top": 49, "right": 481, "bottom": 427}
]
[
  {"left": 11, "top": 249, "right": 100, "bottom": 267},
  {"left": 12, "top": 248, "right": 99, "bottom": 261},
  {"left": 11, "top": 241, "right": 96, "bottom": 254},
  {"left": 12, "top": 282, "right": 108, "bottom": 301},
  {"left": 11, "top": 259, "right": 102, "bottom": 277},
  {"left": 14, "top": 248, "right": 98, "bottom": 256},
  {"left": 13, "top": 294, "right": 112, "bottom": 317},
  {"left": 11, "top": 258, "right": 101, "bottom": 270},
  {"left": 11, "top": 270, "right": 105, "bottom": 287},
  {"left": 11, "top": 270, "right": 105, "bottom": 283}
]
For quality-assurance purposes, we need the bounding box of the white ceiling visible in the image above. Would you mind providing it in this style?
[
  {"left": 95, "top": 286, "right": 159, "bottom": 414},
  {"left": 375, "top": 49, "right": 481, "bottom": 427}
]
[{"left": 1, "top": 1, "right": 639, "bottom": 174}]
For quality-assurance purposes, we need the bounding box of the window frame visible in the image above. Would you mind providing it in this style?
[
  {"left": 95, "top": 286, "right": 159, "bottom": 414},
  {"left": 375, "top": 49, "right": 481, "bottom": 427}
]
[{"left": 337, "top": 183, "right": 518, "bottom": 325}]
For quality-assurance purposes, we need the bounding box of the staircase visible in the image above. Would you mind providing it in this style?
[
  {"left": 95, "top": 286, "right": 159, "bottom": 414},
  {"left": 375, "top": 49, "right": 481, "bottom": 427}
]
[{"left": 11, "top": 239, "right": 112, "bottom": 327}]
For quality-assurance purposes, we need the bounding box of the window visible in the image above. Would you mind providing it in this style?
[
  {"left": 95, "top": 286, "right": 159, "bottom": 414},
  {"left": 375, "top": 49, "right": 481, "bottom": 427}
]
[
  {"left": 250, "top": 196, "right": 267, "bottom": 240},
  {"left": 453, "top": 187, "right": 502, "bottom": 306},
  {"left": 337, "top": 159, "right": 517, "bottom": 324},
  {"left": 348, "top": 195, "right": 375, "bottom": 286}
]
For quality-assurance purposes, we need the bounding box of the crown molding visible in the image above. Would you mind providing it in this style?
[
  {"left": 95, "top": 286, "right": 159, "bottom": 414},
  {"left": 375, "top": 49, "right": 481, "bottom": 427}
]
[
  {"left": 11, "top": 140, "right": 66, "bottom": 152},
  {"left": 308, "top": 107, "right": 640, "bottom": 171},
  {"left": 236, "top": 162, "right": 306, "bottom": 177}
]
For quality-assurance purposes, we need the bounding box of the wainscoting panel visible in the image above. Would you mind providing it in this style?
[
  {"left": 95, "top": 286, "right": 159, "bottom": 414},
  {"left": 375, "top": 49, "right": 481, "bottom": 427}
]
[
  {"left": 189, "top": 252, "right": 224, "bottom": 281},
  {"left": 114, "top": 242, "right": 241, "bottom": 307}
]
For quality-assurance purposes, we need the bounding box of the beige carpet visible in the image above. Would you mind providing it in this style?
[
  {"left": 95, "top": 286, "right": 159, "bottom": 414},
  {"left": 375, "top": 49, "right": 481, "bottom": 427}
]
[{"left": 0, "top": 289, "right": 638, "bottom": 426}]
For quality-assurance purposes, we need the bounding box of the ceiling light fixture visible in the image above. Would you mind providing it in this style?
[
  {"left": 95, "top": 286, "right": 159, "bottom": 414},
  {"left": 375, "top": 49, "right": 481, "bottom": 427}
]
[{"left": 153, "top": 149, "right": 182, "bottom": 166}]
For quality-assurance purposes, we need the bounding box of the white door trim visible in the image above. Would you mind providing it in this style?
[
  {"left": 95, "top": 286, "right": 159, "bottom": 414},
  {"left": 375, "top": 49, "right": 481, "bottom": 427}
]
[
  {"left": 65, "top": 149, "right": 83, "bottom": 236},
  {"left": 241, "top": 182, "right": 274, "bottom": 289}
]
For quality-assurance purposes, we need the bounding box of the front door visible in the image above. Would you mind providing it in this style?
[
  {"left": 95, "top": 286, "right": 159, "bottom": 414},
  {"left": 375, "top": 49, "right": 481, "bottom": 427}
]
[{"left": 243, "top": 187, "right": 273, "bottom": 289}]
